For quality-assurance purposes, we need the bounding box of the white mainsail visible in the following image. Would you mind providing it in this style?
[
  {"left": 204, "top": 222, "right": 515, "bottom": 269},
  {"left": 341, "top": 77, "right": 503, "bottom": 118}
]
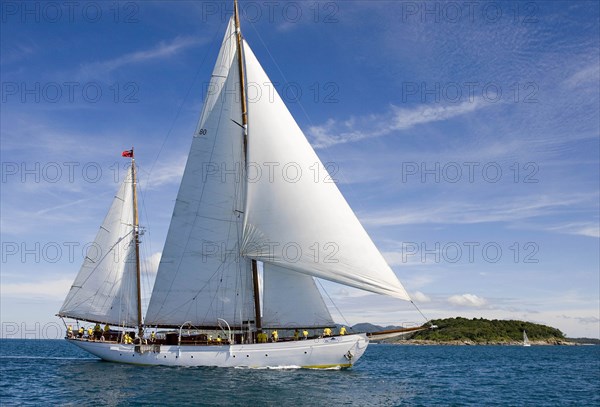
[
  {"left": 145, "top": 17, "right": 255, "bottom": 327},
  {"left": 262, "top": 264, "right": 334, "bottom": 328},
  {"left": 59, "top": 166, "right": 139, "bottom": 326},
  {"left": 240, "top": 41, "right": 411, "bottom": 301}
]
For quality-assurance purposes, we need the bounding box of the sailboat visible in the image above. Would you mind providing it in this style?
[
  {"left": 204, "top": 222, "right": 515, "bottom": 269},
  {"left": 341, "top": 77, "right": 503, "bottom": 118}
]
[
  {"left": 58, "top": 1, "right": 427, "bottom": 368},
  {"left": 523, "top": 330, "right": 531, "bottom": 347}
]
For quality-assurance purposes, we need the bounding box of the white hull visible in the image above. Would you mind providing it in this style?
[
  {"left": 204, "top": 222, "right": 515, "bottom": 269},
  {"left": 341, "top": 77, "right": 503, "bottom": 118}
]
[{"left": 68, "top": 334, "right": 369, "bottom": 369}]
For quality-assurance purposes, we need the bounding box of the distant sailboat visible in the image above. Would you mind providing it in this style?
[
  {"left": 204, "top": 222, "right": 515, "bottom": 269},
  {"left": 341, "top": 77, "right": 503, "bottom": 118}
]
[
  {"left": 523, "top": 330, "right": 531, "bottom": 347},
  {"left": 58, "top": 0, "right": 428, "bottom": 368}
]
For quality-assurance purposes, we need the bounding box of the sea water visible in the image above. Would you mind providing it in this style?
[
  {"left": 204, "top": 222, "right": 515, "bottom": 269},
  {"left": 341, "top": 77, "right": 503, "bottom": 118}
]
[{"left": 0, "top": 339, "right": 598, "bottom": 406}]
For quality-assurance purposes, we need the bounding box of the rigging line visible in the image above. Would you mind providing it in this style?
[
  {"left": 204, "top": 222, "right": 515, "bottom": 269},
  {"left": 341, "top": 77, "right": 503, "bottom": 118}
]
[
  {"left": 245, "top": 19, "right": 366, "bottom": 214},
  {"left": 316, "top": 279, "right": 351, "bottom": 329},
  {"left": 245, "top": 20, "right": 314, "bottom": 129},
  {"left": 411, "top": 300, "right": 430, "bottom": 325},
  {"left": 145, "top": 19, "right": 225, "bottom": 183},
  {"left": 136, "top": 179, "right": 155, "bottom": 313},
  {"left": 66, "top": 229, "right": 135, "bottom": 295}
]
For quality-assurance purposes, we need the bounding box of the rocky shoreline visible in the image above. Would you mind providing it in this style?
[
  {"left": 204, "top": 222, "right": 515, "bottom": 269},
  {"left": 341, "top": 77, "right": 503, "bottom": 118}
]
[{"left": 391, "top": 339, "right": 576, "bottom": 346}]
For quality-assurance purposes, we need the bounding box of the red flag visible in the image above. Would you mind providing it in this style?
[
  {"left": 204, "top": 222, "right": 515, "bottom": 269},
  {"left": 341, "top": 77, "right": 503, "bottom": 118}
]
[{"left": 122, "top": 149, "right": 133, "bottom": 158}]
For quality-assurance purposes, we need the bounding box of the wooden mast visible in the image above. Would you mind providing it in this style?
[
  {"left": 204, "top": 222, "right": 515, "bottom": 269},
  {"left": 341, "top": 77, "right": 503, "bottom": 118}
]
[
  {"left": 233, "top": 0, "right": 262, "bottom": 336},
  {"left": 131, "top": 148, "right": 144, "bottom": 337}
]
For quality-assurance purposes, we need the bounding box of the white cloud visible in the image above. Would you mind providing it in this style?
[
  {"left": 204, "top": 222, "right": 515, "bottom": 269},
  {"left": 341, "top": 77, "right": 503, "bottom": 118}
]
[
  {"left": 412, "top": 291, "right": 431, "bottom": 303},
  {"left": 307, "top": 98, "right": 488, "bottom": 148},
  {"left": 448, "top": 293, "right": 487, "bottom": 308},
  {"left": 546, "top": 222, "right": 600, "bottom": 238},
  {"left": 563, "top": 63, "right": 600, "bottom": 89},
  {"left": 361, "top": 194, "right": 592, "bottom": 228},
  {"left": 142, "top": 251, "right": 162, "bottom": 277},
  {"left": 1, "top": 41, "right": 37, "bottom": 65},
  {"left": 382, "top": 250, "right": 434, "bottom": 267},
  {"left": 141, "top": 158, "right": 186, "bottom": 190},
  {"left": 1, "top": 278, "right": 72, "bottom": 300},
  {"left": 79, "top": 36, "right": 205, "bottom": 78}
]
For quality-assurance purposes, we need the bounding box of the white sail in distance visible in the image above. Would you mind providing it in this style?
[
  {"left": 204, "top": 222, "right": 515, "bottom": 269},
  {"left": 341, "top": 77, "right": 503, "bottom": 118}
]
[
  {"left": 59, "top": 166, "right": 139, "bottom": 326},
  {"left": 145, "top": 17, "right": 255, "bottom": 327},
  {"left": 241, "top": 41, "right": 411, "bottom": 301}
]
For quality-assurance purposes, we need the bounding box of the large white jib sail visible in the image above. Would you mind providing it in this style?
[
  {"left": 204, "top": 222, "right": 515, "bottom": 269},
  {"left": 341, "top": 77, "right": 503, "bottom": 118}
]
[{"left": 240, "top": 42, "right": 411, "bottom": 301}]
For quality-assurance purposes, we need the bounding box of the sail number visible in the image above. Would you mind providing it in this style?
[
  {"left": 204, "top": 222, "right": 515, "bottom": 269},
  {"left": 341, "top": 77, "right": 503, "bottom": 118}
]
[{"left": 198, "top": 129, "right": 208, "bottom": 136}]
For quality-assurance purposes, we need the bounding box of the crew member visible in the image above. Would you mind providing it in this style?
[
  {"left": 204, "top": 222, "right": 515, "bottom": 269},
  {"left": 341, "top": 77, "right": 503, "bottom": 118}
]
[
  {"left": 93, "top": 323, "right": 102, "bottom": 340},
  {"left": 339, "top": 326, "right": 347, "bottom": 336},
  {"left": 323, "top": 327, "right": 332, "bottom": 337}
]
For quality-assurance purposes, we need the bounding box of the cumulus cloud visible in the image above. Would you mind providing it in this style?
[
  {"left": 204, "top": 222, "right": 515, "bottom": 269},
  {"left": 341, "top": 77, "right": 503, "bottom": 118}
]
[
  {"left": 411, "top": 291, "right": 431, "bottom": 303},
  {"left": 448, "top": 293, "right": 487, "bottom": 308},
  {"left": 142, "top": 252, "right": 162, "bottom": 276}
]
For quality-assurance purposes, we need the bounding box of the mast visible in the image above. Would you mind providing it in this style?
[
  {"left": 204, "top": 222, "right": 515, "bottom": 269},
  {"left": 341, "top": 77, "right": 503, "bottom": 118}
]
[
  {"left": 131, "top": 148, "right": 144, "bottom": 337},
  {"left": 233, "top": 0, "right": 262, "bottom": 334}
]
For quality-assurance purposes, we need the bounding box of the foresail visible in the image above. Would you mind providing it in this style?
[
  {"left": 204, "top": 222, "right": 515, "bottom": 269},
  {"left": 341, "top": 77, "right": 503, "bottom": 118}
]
[
  {"left": 145, "top": 18, "right": 254, "bottom": 327},
  {"left": 59, "top": 167, "right": 139, "bottom": 326},
  {"left": 241, "top": 41, "right": 411, "bottom": 301},
  {"left": 262, "top": 264, "right": 334, "bottom": 328}
]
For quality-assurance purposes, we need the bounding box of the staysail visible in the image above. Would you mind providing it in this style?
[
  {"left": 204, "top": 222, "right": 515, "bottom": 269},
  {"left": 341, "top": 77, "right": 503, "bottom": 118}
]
[
  {"left": 241, "top": 41, "right": 411, "bottom": 301},
  {"left": 145, "top": 17, "right": 255, "bottom": 328},
  {"left": 262, "top": 263, "right": 334, "bottom": 328},
  {"left": 59, "top": 166, "right": 140, "bottom": 326}
]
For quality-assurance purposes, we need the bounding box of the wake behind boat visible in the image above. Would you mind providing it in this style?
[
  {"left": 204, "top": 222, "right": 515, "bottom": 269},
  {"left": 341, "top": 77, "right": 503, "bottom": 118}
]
[{"left": 57, "top": 0, "right": 429, "bottom": 369}]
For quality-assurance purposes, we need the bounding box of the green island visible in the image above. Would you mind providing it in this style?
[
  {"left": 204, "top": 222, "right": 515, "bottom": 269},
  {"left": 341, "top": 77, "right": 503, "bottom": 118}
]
[{"left": 356, "top": 317, "right": 598, "bottom": 345}]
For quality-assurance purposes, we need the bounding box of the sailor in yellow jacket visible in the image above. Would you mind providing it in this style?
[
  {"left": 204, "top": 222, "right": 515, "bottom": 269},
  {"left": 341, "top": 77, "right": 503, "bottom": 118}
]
[
  {"left": 323, "top": 327, "right": 332, "bottom": 337},
  {"left": 339, "top": 326, "right": 347, "bottom": 336}
]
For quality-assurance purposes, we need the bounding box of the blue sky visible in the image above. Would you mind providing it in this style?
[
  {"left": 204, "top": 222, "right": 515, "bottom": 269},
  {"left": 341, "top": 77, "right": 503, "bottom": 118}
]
[{"left": 1, "top": 1, "right": 598, "bottom": 339}]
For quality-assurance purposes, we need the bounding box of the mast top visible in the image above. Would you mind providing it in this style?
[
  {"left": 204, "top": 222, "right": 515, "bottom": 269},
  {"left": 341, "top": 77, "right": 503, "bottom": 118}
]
[
  {"left": 233, "top": 0, "right": 248, "bottom": 128},
  {"left": 234, "top": 0, "right": 241, "bottom": 33}
]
